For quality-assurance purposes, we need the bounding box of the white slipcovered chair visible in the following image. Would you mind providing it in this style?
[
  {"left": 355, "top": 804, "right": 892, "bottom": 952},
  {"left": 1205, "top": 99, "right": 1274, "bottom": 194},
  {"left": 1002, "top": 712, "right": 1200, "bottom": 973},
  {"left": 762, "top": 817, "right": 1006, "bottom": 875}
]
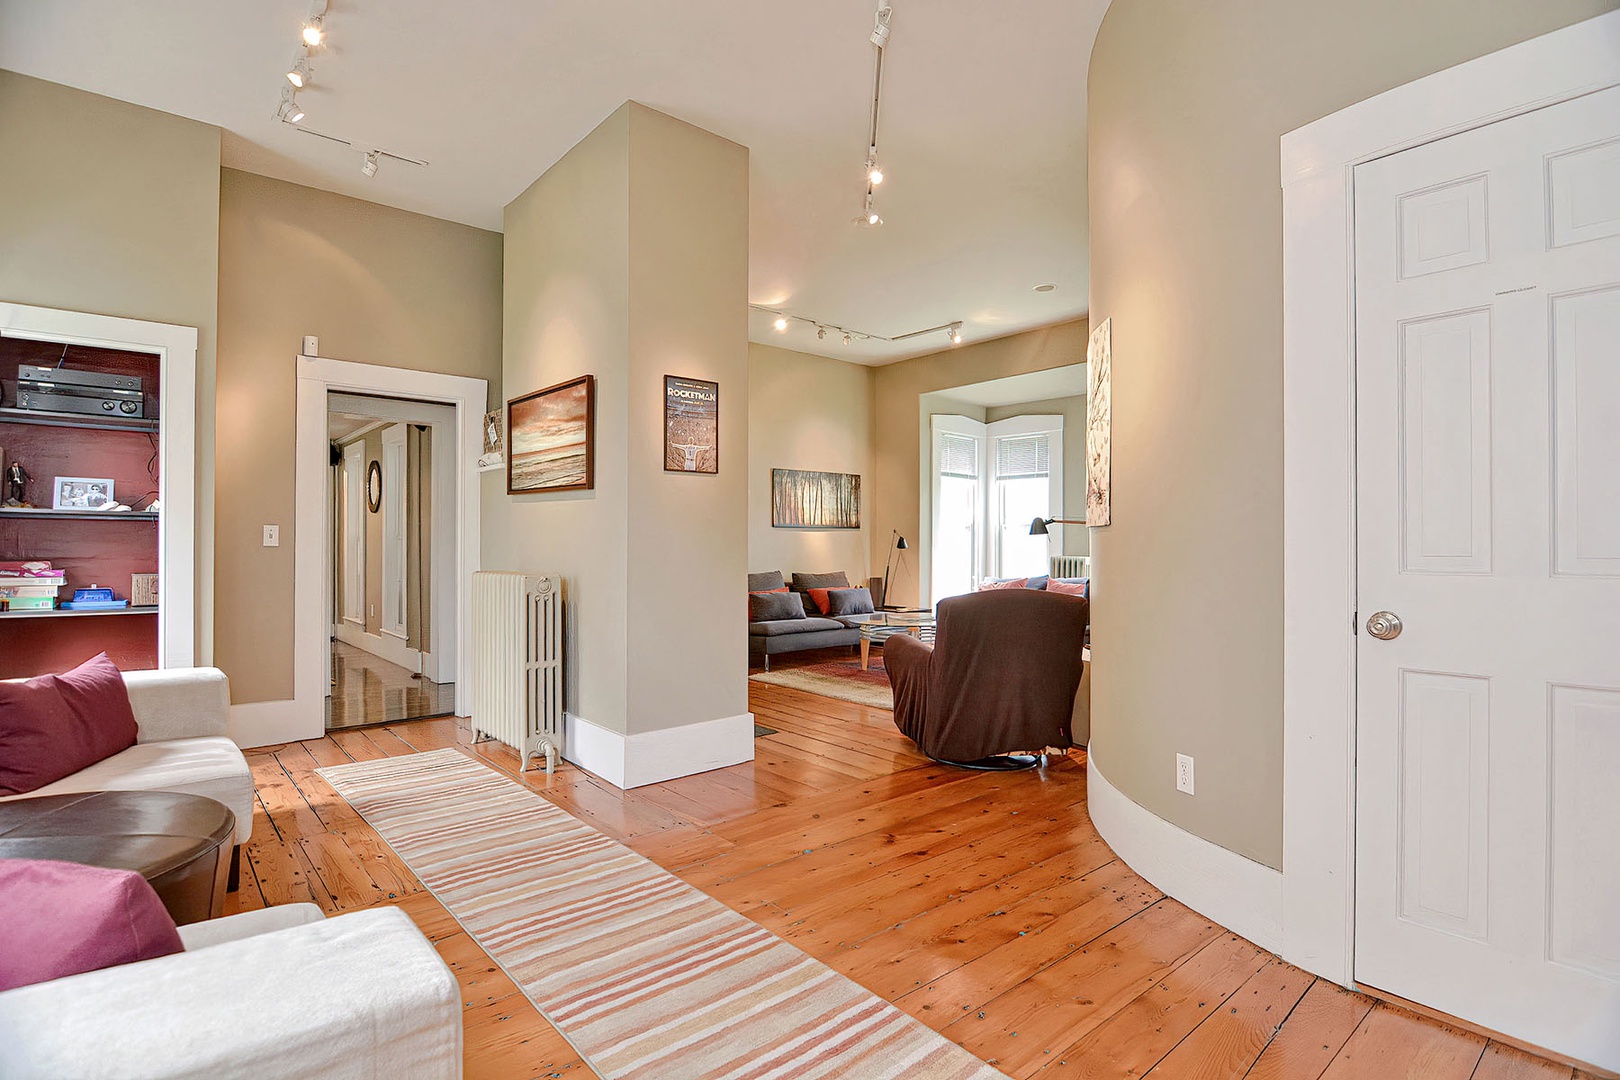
[
  {"left": 0, "top": 668, "right": 254, "bottom": 865},
  {"left": 0, "top": 904, "right": 463, "bottom": 1079}
]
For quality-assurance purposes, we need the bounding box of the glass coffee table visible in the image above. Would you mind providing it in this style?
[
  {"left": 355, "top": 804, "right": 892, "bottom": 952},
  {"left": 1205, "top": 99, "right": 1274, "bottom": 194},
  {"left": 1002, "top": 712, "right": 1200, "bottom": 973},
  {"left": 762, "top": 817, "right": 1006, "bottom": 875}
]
[{"left": 841, "top": 610, "right": 936, "bottom": 671}]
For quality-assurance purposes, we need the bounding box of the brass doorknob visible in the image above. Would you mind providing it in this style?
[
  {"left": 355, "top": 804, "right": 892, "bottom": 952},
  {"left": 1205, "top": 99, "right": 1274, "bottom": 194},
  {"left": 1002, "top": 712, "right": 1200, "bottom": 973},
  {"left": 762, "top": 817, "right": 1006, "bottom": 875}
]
[{"left": 1366, "top": 611, "right": 1403, "bottom": 640}]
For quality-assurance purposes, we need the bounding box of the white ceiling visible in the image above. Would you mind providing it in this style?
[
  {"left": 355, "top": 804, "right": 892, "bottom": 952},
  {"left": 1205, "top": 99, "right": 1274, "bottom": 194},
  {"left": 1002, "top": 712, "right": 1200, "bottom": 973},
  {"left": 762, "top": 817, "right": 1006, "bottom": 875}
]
[
  {"left": 932, "top": 364, "right": 1087, "bottom": 409},
  {"left": 0, "top": 0, "right": 1104, "bottom": 365}
]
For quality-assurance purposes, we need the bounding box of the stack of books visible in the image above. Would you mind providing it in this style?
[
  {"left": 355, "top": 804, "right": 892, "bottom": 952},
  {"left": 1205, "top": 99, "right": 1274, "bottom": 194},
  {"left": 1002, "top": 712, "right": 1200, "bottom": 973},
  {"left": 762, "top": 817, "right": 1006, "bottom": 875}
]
[{"left": 0, "top": 560, "right": 68, "bottom": 611}]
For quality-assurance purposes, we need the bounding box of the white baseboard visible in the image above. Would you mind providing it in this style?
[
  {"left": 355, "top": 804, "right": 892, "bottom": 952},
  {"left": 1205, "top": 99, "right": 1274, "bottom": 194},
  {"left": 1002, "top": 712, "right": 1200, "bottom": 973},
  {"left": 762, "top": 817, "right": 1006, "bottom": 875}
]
[
  {"left": 228, "top": 699, "right": 322, "bottom": 749},
  {"left": 563, "top": 711, "right": 755, "bottom": 790},
  {"left": 1088, "top": 756, "right": 1284, "bottom": 954},
  {"left": 334, "top": 621, "right": 421, "bottom": 672}
]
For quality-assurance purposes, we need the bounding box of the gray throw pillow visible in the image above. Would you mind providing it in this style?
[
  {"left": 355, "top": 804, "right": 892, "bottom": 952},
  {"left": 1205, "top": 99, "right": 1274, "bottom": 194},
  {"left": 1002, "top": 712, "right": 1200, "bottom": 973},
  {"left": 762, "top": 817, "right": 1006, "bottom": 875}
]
[
  {"left": 749, "top": 590, "right": 806, "bottom": 622},
  {"left": 824, "top": 587, "right": 875, "bottom": 617},
  {"left": 748, "top": 570, "right": 786, "bottom": 592}
]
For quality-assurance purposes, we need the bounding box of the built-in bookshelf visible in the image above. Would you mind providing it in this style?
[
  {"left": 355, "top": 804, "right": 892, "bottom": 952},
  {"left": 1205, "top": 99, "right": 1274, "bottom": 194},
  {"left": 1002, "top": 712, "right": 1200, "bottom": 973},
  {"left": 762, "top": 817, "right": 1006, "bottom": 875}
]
[{"left": 0, "top": 335, "right": 162, "bottom": 677}]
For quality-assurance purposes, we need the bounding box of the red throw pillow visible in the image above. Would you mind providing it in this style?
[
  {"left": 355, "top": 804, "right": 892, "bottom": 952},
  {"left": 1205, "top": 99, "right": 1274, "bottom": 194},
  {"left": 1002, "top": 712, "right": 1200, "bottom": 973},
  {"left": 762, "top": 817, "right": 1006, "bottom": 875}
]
[
  {"left": 0, "top": 653, "right": 138, "bottom": 796},
  {"left": 1047, "top": 579, "right": 1088, "bottom": 597},
  {"left": 0, "top": 858, "right": 183, "bottom": 990},
  {"left": 805, "top": 587, "right": 835, "bottom": 615},
  {"left": 978, "top": 577, "right": 1028, "bottom": 591}
]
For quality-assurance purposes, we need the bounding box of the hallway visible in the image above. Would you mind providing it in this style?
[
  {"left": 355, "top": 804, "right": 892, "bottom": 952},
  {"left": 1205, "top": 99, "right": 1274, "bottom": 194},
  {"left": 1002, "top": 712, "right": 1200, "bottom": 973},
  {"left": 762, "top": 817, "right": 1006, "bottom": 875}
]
[{"left": 326, "top": 640, "right": 456, "bottom": 730}]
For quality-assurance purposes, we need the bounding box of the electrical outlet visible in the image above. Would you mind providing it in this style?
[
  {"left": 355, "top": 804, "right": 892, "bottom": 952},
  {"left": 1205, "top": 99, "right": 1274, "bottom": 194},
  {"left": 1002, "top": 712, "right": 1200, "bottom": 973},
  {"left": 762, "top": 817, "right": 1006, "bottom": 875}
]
[
  {"left": 1175, "top": 754, "right": 1195, "bottom": 795},
  {"left": 262, "top": 524, "right": 280, "bottom": 547}
]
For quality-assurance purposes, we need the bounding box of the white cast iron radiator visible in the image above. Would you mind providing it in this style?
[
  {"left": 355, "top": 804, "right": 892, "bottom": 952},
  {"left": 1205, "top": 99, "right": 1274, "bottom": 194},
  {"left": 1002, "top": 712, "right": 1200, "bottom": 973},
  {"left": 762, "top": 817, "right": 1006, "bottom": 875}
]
[
  {"left": 1050, "top": 555, "right": 1091, "bottom": 580},
  {"left": 471, "top": 571, "right": 563, "bottom": 773}
]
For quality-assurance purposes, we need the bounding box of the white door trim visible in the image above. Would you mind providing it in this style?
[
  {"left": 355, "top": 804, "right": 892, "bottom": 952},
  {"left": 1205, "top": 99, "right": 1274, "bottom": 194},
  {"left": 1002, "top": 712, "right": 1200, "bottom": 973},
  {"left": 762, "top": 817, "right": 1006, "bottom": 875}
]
[
  {"left": 1280, "top": 10, "right": 1620, "bottom": 984},
  {"left": 290, "top": 356, "right": 485, "bottom": 744},
  {"left": 0, "top": 302, "right": 200, "bottom": 670}
]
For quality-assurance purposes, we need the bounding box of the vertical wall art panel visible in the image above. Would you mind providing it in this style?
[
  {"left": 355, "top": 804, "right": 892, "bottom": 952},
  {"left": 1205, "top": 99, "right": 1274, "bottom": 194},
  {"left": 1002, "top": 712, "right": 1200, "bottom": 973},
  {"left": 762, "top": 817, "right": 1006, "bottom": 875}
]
[
  {"left": 771, "top": 468, "right": 860, "bottom": 529},
  {"left": 1086, "top": 317, "right": 1112, "bottom": 526}
]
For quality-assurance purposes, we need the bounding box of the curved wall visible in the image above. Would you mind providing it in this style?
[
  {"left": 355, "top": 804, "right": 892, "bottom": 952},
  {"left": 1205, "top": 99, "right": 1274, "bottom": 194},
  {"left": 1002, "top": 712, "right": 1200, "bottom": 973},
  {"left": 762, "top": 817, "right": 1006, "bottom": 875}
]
[{"left": 1085, "top": 0, "right": 1617, "bottom": 868}]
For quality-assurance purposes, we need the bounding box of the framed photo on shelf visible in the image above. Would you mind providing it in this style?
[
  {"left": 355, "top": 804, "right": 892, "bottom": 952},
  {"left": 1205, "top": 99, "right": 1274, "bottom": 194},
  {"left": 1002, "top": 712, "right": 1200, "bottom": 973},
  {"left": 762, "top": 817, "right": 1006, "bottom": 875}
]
[
  {"left": 663, "top": 375, "right": 718, "bottom": 474},
  {"left": 53, "top": 476, "right": 116, "bottom": 510},
  {"left": 507, "top": 375, "right": 596, "bottom": 494}
]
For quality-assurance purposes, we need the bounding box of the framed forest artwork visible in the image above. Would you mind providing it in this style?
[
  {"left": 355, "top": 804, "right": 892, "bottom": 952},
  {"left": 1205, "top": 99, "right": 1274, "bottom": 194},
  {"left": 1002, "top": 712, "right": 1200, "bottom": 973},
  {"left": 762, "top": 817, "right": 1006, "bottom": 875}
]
[
  {"left": 507, "top": 375, "right": 595, "bottom": 494},
  {"left": 663, "top": 375, "right": 719, "bottom": 474},
  {"left": 1086, "top": 317, "right": 1112, "bottom": 526},
  {"left": 771, "top": 468, "right": 861, "bottom": 529}
]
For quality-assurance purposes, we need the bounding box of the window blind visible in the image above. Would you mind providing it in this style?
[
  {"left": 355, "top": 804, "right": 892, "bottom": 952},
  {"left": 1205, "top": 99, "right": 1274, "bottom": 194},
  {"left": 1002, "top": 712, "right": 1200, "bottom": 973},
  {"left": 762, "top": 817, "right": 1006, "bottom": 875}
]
[
  {"left": 938, "top": 432, "right": 979, "bottom": 478},
  {"left": 995, "top": 434, "right": 1050, "bottom": 479}
]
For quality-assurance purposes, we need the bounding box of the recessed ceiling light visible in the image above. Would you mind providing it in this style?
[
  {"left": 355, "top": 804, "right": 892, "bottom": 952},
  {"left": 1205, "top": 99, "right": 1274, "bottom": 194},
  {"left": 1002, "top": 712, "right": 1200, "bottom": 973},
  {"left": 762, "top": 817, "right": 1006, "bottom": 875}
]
[{"left": 1033, "top": 283, "right": 1058, "bottom": 293}]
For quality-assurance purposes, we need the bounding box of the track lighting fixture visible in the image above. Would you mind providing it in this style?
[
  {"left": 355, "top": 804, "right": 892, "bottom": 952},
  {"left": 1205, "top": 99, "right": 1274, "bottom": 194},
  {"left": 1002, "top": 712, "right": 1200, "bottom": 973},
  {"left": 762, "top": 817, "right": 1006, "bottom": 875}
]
[
  {"left": 286, "top": 55, "right": 313, "bottom": 88},
  {"left": 856, "top": 2, "right": 893, "bottom": 226},
  {"left": 855, "top": 193, "right": 882, "bottom": 227},
  {"left": 276, "top": 91, "right": 306, "bottom": 124},
  {"left": 361, "top": 151, "right": 380, "bottom": 178},
  {"left": 749, "top": 306, "right": 963, "bottom": 353},
  {"left": 302, "top": 16, "right": 325, "bottom": 46},
  {"left": 865, "top": 147, "right": 884, "bottom": 186}
]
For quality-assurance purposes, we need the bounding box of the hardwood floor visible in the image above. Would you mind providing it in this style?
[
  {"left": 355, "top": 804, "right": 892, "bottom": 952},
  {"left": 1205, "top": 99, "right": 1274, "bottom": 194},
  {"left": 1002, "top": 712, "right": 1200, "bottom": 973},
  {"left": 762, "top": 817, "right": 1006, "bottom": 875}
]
[
  {"left": 226, "top": 682, "right": 1592, "bottom": 1080},
  {"left": 326, "top": 640, "right": 456, "bottom": 729}
]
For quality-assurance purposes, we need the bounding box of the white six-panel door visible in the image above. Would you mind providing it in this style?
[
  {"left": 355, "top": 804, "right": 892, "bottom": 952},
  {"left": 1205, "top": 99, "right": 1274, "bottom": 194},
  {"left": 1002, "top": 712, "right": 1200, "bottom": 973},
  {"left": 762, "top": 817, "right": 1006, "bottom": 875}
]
[{"left": 1353, "top": 85, "right": 1620, "bottom": 1069}]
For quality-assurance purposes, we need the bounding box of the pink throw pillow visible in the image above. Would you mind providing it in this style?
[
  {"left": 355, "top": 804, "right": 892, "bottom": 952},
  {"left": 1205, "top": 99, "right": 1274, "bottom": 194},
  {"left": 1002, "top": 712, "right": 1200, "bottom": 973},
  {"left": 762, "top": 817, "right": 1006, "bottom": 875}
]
[
  {"left": 978, "top": 578, "right": 1028, "bottom": 591},
  {"left": 1047, "top": 579, "right": 1088, "bottom": 598},
  {"left": 0, "top": 653, "right": 138, "bottom": 796},
  {"left": 0, "top": 859, "right": 182, "bottom": 990}
]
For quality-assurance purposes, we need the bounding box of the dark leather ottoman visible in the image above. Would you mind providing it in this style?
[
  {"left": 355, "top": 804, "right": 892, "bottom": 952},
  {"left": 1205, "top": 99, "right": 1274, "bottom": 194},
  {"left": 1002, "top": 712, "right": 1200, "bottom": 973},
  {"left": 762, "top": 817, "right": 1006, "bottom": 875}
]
[{"left": 0, "top": 790, "right": 236, "bottom": 925}]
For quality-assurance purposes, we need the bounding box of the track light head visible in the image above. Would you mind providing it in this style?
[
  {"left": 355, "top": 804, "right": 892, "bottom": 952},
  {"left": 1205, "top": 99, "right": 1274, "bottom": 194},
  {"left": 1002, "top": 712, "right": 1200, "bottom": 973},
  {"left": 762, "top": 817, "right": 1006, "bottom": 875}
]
[
  {"left": 361, "top": 151, "right": 380, "bottom": 178},
  {"left": 276, "top": 92, "right": 305, "bottom": 124},
  {"left": 773, "top": 316, "right": 788, "bottom": 332},
  {"left": 302, "top": 15, "right": 324, "bottom": 46},
  {"left": 286, "top": 56, "right": 312, "bottom": 88},
  {"left": 817, "top": 326, "right": 827, "bottom": 340},
  {"left": 948, "top": 323, "right": 964, "bottom": 346},
  {"left": 843, "top": 333, "right": 852, "bottom": 346},
  {"left": 868, "top": 165, "right": 884, "bottom": 185}
]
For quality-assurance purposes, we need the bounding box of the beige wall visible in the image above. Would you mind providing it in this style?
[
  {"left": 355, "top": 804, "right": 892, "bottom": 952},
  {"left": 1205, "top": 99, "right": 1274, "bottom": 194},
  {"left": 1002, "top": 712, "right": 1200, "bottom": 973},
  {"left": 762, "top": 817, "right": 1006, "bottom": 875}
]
[
  {"left": 217, "top": 169, "right": 502, "bottom": 702},
  {"left": 748, "top": 343, "right": 875, "bottom": 585},
  {"left": 872, "top": 318, "right": 1089, "bottom": 607},
  {"left": 984, "top": 395, "right": 1089, "bottom": 560},
  {"left": 0, "top": 70, "right": 221, "bottom": 660},
  {"left": 1086, "top": 0, "right": 1617, "bottom": 867},
  {"left": 485, "top": 102, "right": 749, "bottom": 737}
]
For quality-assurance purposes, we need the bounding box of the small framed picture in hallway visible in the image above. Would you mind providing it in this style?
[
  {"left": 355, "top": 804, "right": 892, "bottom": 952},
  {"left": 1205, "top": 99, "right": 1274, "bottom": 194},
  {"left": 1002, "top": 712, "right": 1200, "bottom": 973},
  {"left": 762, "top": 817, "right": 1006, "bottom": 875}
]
[{"left": 663, "top": 375, "right": 719, "bottom": 474}]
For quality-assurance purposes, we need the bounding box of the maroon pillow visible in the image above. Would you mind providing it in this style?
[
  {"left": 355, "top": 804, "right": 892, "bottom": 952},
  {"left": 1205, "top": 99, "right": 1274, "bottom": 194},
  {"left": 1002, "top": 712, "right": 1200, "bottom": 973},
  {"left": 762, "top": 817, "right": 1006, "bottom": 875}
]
[
  {"left": 0, "top": 653, "right": 138, "bottom": 796},
  {"left": 0, "top": 858, "right": 183, "bottom": 990}
]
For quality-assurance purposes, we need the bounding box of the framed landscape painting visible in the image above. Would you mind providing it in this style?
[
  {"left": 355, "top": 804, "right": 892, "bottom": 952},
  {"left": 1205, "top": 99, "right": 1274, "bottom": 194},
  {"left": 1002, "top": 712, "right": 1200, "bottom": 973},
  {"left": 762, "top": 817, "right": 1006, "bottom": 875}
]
[
  {"left": 507, "top": 375, "right": 595, "bottom": 494},
  {"left": 664, "top": 375, "right": 719, "bottom": 474},
  {"left": 771, "top": 468, "right": 861, "bottom": 529}
]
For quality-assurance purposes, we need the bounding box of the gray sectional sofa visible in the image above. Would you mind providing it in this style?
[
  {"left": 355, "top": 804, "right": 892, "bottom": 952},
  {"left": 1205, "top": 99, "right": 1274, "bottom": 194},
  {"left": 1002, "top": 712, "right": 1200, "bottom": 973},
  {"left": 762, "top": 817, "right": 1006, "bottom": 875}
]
[{"left": 747, "top": 570, "right": 863, "bottom": 669}]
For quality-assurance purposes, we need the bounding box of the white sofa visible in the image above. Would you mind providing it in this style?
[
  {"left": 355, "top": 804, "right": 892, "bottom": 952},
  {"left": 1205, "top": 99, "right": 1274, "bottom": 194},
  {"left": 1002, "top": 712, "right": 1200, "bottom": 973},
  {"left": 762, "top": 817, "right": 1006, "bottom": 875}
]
[
  {"left": 0, "top": 667, "right": 253, "bottom": 851},
  {"left": 0, "top": 904, "right": 463, "bottom": 1079}
]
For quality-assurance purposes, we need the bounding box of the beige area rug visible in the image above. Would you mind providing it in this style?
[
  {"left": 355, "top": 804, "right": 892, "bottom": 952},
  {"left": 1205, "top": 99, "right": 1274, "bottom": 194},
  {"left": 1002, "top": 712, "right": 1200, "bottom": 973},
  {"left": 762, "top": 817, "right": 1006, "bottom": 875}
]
[
  {"left": 317, "top": 749, "right": 1004, "bottom": 1080},
  {"left": 749, "top": 656, "right": 894, "bottom": 710}
]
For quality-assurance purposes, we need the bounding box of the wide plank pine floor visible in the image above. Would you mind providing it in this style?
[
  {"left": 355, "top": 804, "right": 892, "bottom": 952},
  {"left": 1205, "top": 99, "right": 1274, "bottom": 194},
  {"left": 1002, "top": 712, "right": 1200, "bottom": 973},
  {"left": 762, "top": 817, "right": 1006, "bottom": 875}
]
[{"left": 225, "top": 681, "right": 1593, "bottom": 1080}]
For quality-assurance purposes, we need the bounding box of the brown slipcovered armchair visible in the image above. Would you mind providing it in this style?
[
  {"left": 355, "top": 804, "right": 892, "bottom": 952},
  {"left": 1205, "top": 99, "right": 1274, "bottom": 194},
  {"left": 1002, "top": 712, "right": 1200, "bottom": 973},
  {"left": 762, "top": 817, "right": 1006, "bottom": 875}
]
[{"left": 885, "top": 589, "right": 1089, "bottom": 769}]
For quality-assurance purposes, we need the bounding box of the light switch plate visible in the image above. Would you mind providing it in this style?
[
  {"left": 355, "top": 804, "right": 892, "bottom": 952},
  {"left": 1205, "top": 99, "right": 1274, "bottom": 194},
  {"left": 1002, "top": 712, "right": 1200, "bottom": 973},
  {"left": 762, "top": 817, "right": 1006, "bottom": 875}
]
[{"left": 263, "top": 524, "right": 280, "bottom": 547}]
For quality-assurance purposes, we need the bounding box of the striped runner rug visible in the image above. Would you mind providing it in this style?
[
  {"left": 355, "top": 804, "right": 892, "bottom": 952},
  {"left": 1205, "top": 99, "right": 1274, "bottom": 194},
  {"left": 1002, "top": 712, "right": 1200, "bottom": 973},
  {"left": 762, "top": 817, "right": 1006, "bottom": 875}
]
[{"left": 318, "top": 748, "right": 1006, "bottom": 1080}]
